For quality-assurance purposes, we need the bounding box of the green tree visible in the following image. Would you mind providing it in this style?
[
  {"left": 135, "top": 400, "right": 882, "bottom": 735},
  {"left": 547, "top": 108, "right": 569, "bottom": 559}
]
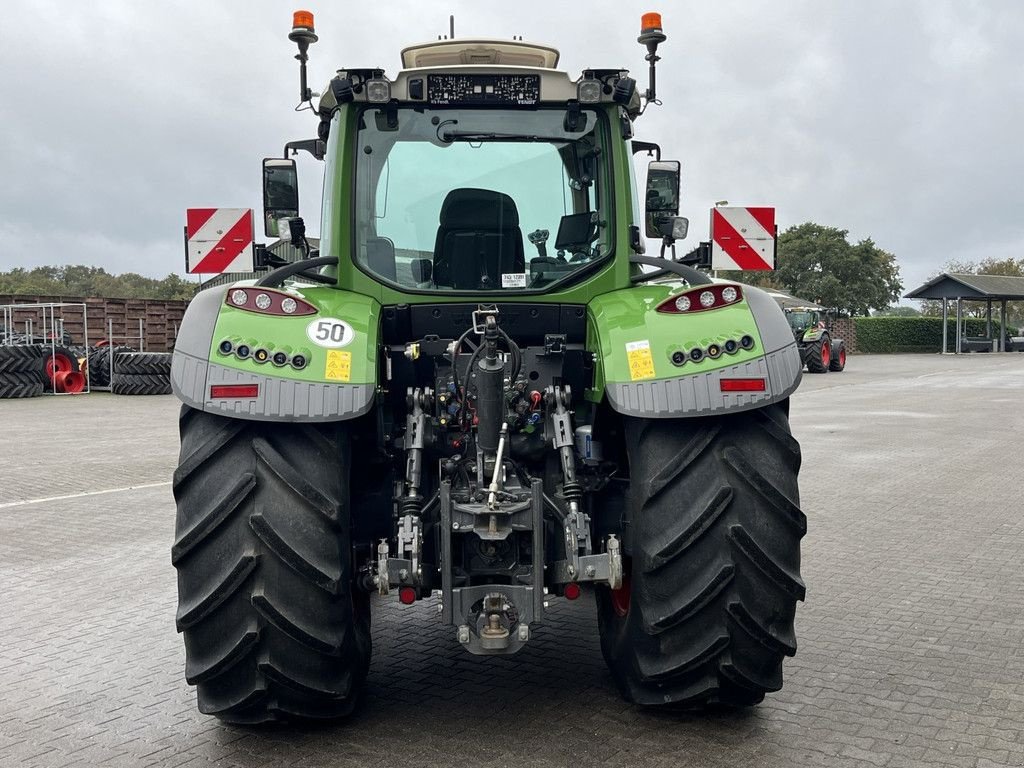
[
  {"left": 874, "top": 305, "right": 921, "bottom": 317},
  {"left": 719, "top": 222, "right": 903, "bottom": 316},
  {"left": 0, "top": 266, "right": 199, "bottom": 300}
]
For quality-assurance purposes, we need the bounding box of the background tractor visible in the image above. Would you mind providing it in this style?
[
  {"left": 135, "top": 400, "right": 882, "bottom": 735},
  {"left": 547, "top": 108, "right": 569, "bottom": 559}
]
[
  {"left": 170, "top": 11, "right": 806, "bottom": 723},
  {"left": 785, "top": 306, "right": 846, "bottom": 373}
]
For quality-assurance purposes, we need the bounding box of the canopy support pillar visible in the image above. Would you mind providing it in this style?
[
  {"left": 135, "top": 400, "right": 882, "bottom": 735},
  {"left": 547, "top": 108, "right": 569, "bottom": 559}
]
[
  {"left": 955, "top": 298, "right": 963, "bottom": 354},
  {"left": 1001, "top": 300, "right": 1008, "bottom": 352},
  {"left": 942, "top": 299, "right": 949, "bottom": 353}
]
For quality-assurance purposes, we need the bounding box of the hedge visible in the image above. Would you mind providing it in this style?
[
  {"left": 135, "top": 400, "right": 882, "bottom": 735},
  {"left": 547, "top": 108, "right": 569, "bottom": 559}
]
[{"left": 854, "top": 317, "right": 1019, "bottom": 353}]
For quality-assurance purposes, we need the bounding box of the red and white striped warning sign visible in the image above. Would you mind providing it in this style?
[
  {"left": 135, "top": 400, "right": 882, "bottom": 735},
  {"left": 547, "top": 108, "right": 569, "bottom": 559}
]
[
  {"left": 185, "top": 208, "right": 255, "bottom": 274},
  {"left": 710, "top": 207, "right": 776, "bottom": 271}
]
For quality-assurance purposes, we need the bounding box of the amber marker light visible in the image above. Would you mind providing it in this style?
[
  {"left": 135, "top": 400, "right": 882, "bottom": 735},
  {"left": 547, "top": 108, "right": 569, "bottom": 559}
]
[
  {"left": 292, "top": 10, "right": 315, "bottom": 31},
  {"left": 641, "top": 12, "right": 663, "bottom": 32}
]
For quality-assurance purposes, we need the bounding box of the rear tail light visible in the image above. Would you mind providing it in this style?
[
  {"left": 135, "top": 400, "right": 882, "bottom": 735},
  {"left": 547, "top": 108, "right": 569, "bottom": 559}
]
[
  {"left": 657, "top": 284, "right": 743, "bottom": 314},
  {"left": 224, "top": 288, "right": 316, "bottom": 316},
  {"left": 210, "top": 384, "right": 260, "bottom": 399},
  {"left": 720, "top": 378, "right": 766, "bottom": 393}
]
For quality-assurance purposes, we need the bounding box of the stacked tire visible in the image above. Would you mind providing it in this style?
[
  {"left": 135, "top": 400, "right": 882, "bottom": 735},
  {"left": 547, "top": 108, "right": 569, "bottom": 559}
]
[
  {"left": 0, "top": 346, "right": 45, "bottom": 399},
  {"left": 112, "top": 352, "right": 172, "bottom": 395},
  {"left": 88, "top": 345, "right": 133, "bottom": 388}
]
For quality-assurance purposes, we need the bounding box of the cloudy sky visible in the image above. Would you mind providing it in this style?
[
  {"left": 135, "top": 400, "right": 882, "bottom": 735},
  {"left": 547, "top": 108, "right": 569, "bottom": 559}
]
[{"left": 1, "top": 0, "right": 1021, "bottom": 300}]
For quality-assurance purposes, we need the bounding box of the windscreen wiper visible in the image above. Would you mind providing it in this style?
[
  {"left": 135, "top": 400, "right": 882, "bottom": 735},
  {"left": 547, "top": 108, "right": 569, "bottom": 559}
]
[{"left": 438, "top": 131, "right": 544, "bottom": 143}]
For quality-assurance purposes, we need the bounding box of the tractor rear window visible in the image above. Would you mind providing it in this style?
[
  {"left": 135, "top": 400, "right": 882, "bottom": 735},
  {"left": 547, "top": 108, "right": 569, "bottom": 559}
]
[{"left": 354, "top": 107, "right": 610, "bottom": 292}]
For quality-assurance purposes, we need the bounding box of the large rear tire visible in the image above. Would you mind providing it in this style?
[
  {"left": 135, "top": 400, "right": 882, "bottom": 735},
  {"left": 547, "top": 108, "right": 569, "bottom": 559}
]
[
  {"left": 597, "top": 401, "right": 805, "bottom": 707},
  {"left": 172, "top": 406, "right": 371, "bottom": 723},
  {"left": 805, "top": 335, "right": 830, "bottom": 374},
  {"left": 829, "top": 341, "right": 846, "bottom": 372}
]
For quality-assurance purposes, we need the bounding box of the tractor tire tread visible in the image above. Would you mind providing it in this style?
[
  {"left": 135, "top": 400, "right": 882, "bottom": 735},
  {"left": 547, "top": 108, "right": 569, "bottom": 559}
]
[
  {"left": 0, "top": 377, "right": 44, "bottom": 398},
  {"left": 829, "top": 340, "right": 846, "bottom": 372},
  {"left": 597, "top": 401, "right": 804, "bottom": 709},
  {"left": 172, "top": 406, "right": 370, "bottom": 723},
  {"left": 805, "top": 336, "right": 829, "bottom": 373},
  {"left": 0, "top": 344, "right": 44, "bottom": 374},
  {"left": 111, "top": 372, "right": 171, "bottom": 395},
  {"left": 114, "top": 351, "right": 172, "bottom": 375}
]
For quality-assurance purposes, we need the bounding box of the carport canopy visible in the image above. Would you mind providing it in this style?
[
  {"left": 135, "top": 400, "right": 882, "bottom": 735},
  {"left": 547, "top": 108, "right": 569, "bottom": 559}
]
[{"left": 904, "top": 273, "right": 1024, "bottom": 353}]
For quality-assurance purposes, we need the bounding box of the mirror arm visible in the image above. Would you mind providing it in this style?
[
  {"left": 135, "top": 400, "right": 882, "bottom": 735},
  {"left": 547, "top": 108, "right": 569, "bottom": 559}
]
[
  {"left": 628, "top": 255, "right": 713, "bottom": 285},
  {"left": 631, "top": 140, "right": 661, "bottom": 160},
  {"left": 284, "top": 139, "right": 325, "bottom": 161}
]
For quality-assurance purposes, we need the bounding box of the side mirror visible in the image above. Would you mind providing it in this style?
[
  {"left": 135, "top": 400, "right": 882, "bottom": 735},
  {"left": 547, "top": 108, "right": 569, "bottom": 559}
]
[
  {"left": 645, "top": 159, "right": 681, "bottom": 238},
  {"left": 262, "top": 158, "right": 299, "bottom": 238}
]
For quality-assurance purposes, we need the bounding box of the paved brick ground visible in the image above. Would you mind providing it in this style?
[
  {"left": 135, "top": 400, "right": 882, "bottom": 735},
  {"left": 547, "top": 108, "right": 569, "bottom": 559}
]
[{"left": 1, "top": 354, "right": 1023, "bottom": 767}]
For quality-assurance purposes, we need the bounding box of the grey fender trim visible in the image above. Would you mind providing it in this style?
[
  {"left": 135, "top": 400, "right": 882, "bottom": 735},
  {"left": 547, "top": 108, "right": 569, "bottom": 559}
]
[
  {"left": 744, "top": 285, "right": 799, "bottom": 355},
  {"left": 605, "top": 344, "right": 803, "bottom": 418},
  {"left": 171, "top": 350, "right": 375, "bottom": 422},
  {"left": 174, "top": 285, "right": 225, "bottom": 360}
]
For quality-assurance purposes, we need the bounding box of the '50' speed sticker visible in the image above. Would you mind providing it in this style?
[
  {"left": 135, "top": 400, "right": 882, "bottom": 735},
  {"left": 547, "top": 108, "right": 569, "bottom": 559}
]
[{"left": 306, "top": 318, "right": 354, "bottom": 348}]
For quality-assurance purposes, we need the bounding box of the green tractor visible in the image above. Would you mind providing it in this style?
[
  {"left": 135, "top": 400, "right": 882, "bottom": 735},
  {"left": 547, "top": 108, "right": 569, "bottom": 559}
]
[
  {"left": 782, "top": 303, "right": 846, "bottom": 373},
  {"left": 171, "top": 11, "right": 806, "bottom": 723}
]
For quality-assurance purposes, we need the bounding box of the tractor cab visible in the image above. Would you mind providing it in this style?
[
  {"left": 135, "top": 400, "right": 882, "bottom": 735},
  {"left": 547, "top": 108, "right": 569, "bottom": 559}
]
[
  {"left": 785, "top": 307, "right": 822, "bottom": 339},
  {"left": 257, "top": 13, "right": 704, "bottom": 299}
]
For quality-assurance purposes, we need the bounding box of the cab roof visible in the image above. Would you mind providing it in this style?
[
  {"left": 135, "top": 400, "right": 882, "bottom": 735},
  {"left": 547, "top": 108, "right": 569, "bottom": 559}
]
[{"left": 400, "top": 39, "right": 560, "bottom": 70}]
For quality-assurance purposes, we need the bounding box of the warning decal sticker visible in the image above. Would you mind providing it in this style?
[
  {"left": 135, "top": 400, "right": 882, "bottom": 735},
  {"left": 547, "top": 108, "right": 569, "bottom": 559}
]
[
  {"left": 625, "top": 340, "right": 656, "bottom": 381},
  {"left": 324, "top": 350, "right": 352, "bottom": 382}
]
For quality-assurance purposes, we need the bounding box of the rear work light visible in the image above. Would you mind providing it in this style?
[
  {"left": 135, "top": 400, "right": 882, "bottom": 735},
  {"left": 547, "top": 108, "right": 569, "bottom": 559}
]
[
  {"left": 720, "top": 378, "right": 766, "bottom": 393},
  {"left": 210, "top": 384, "right": 260, "bottom": 399},
  {"left": 224, "top": 288, "right": 316, "bottom": 316},
  {"left": 657, "top": 284, "right": 743, "bottom": 314}
]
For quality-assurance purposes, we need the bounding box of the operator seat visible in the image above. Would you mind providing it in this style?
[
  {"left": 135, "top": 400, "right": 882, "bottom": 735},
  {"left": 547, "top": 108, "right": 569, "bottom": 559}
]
[{"left": 433, "top": 188, "right": 525, "bottom": 289}]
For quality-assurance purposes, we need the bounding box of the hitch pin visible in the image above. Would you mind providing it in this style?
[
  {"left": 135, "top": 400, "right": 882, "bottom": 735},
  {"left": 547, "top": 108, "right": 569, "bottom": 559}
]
[{"left": 487, "top": 423, "right": 509, "bottom": 510}]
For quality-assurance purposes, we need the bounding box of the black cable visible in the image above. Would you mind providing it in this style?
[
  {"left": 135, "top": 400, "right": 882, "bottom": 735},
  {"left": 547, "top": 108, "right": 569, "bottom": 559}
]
[
  {"left": 496, "top": 327, "right": 522, "bottom": 382},
  {"left": 449, "top": 327, "right": 474, "bottom": 405},
  {"left": 460, "top": 342, "right": 486, "bottom": 430}
]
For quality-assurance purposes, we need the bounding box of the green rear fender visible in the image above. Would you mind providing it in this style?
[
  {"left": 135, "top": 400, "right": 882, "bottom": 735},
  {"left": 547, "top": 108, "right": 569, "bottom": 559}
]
[
  {"left": 170, "top": 284, "right": 380, "bottom": 422},
  {"left": 586, "top": 282, "right": 802, "bottom": 418}
]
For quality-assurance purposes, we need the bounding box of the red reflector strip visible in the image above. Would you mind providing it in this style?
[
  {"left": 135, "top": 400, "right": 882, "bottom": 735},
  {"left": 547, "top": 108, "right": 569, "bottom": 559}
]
[
  {"left": 720, "top": 378, "right": 766, "bottom": 393},
  {"left": 210, "top": 384, "right": 259, "bottom": 399}
]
